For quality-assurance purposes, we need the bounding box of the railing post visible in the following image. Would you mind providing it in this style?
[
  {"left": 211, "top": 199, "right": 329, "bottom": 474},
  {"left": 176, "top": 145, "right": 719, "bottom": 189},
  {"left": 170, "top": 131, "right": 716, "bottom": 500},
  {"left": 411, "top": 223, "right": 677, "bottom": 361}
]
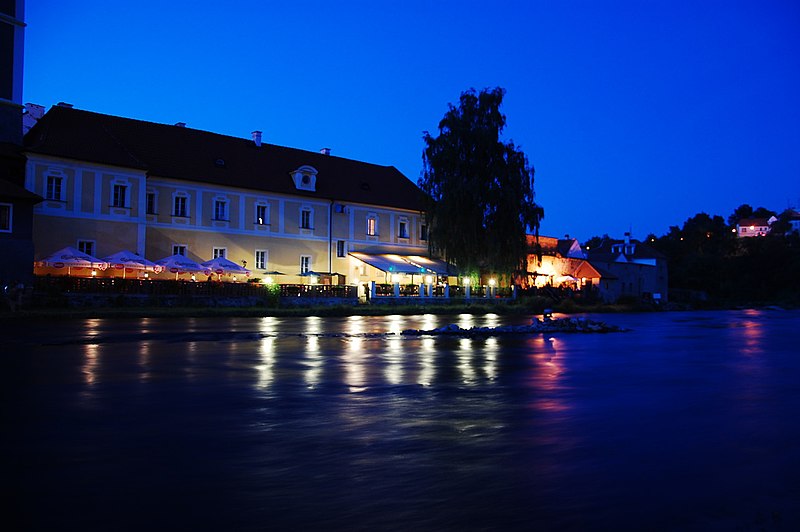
[
  {"left": 444, "top": 283, "right": 450, "bottom": 298},
  {"left": 418, "top": 282, "right": 424, "bottom": 297},
  {"left": 393, "top": 282, "right": 400, "bottom": 297},
  {"left": 465, "top": 284, "right": 470, "bottom": 299},
  {"left": 369, "top": 281, "right": 376, "bottom": 300}
]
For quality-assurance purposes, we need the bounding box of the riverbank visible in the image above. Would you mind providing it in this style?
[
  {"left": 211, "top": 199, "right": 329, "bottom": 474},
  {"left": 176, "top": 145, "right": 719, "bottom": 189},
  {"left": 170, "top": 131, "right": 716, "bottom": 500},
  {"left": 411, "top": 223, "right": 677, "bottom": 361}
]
[
  {"left": 2, "top": 296, "right": 794, "bottom": 321},
  {"left": 1, "top": 299, "right": 651, "bottom": 320}
]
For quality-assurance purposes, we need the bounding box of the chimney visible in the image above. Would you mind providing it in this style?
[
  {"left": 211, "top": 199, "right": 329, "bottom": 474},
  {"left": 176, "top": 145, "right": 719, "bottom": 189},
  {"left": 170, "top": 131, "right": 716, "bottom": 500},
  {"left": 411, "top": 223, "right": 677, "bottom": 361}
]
[
  {"left": 320, "top": 147, "right": 331, "bottom": 156},
  {"left": 56, "top": 102, "right": 73, "bottom": 108},
  {"left": 175, "top": 122, "right": 186, "bottom": 128},
  {"left": 252, "top": 130, "right": 262, "bottom": 147}
]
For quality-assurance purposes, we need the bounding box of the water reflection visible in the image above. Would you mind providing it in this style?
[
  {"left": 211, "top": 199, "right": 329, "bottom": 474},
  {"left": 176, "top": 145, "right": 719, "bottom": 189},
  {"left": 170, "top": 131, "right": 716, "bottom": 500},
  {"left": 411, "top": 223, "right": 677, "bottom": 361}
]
[
  {"left": 418, "top": 337, "right": 436, "bottom": 386},
  {"left": 82, "top": 342, "right": 100, "bottom": 386},
  {"left": 344, "top": 337, "right": 367, "bottom": 390},
  {"left": 256, "top": 336, "right": 276, "bottom": 389},
  {"left": 384, "top": 336, "right": 404, "bottom": 385},
  {"left": 304, "top": 335, "right": 322, "bottom": 388},
  {"left": 458, "top": 338, "right": 476, "bottom": 384}
]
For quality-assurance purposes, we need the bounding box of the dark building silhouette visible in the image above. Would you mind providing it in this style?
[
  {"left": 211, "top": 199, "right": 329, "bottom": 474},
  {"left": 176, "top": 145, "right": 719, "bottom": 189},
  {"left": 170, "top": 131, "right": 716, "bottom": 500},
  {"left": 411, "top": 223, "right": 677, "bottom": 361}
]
[{"left": 1, "top": 0, "right": 41, "bottom": 292}]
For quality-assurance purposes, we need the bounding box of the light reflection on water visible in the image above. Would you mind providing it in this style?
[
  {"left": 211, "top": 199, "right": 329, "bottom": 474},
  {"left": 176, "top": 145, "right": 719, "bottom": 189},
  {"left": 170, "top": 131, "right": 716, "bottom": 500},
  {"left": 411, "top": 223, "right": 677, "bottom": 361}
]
[{"left": 7, "top": 309, "right": 800, "bottom": 530}]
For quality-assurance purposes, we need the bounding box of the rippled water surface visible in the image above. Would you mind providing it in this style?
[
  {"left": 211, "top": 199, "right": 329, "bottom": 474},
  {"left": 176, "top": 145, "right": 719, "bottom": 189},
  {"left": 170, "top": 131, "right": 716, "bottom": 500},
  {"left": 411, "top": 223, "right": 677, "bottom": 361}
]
[{"left": 3, "top": 310, "right": 800, "bottom": 530}]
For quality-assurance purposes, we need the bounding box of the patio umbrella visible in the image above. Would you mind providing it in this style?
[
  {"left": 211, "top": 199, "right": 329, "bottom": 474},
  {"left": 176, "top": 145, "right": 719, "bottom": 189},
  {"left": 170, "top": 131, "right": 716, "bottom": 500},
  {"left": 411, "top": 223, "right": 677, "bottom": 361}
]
[
  {"left": 154, "top": 254, "right": 210, "bottom": 280},
  {"left": 200, "top": 257, "right": 251, "bottom": 280},
  {"left": 102, "top": 250, "right": 163, "bottom": 278},
  {"left": 36, "top": 246, "right": 108, "bottom": 276}
]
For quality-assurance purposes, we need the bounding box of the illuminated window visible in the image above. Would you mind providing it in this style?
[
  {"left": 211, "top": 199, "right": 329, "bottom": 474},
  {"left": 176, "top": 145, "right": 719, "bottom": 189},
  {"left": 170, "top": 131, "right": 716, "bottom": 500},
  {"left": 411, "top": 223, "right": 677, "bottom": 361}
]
[
  {"left": 255, "top": 204, "right": 268, "bottom": 225},
  {"left": 300, "top": 255, "right": 311, "bottom": 274},
  {"left": 0, "top": 203, "right": 11, "bottom": 233},
  {"left": 255, "top": 250, "right": 267, "bottom": 270},
  {"left": 212, "top": 247, "right": 226, "bottom": 259},
  {"left": 367, "top": 214, "right": 377, "bottom": 236},
  {"left": 112, "top": 184, "right": 127, "bottom": 208},
  {"left": 46, "top": 175, "right": 63, "bottom": 201}
]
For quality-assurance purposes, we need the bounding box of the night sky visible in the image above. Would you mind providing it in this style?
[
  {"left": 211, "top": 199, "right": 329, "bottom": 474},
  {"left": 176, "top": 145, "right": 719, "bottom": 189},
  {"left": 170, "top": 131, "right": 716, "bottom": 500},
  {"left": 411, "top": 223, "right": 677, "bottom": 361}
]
[{"left": 22, "top": 0, "right": 800, "bottom": 242}]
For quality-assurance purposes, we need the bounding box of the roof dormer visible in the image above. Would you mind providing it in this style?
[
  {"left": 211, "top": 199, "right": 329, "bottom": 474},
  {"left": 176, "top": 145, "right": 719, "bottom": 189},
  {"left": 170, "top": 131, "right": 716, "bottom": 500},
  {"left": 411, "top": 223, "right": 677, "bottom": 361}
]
[{"left": 291, "top": 165, "right": 318, "bottom": 192}]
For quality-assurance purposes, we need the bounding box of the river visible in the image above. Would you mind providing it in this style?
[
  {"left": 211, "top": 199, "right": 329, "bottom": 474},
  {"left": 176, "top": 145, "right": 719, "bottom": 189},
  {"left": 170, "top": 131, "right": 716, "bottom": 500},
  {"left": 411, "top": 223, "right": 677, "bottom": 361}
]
[{"left": 3, "top": 309, "right": 799, "bottom": 530}]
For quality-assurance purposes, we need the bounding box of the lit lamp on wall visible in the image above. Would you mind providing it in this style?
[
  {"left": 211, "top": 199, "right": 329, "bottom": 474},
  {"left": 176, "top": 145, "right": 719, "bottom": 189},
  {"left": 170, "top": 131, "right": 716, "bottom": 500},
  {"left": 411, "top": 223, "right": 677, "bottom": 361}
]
[
  {"left": 91, "top": 269, "right": 97, "bottom": 277},
  {"left": 264, "top": 276, "right": 274, "bottom": 285}
]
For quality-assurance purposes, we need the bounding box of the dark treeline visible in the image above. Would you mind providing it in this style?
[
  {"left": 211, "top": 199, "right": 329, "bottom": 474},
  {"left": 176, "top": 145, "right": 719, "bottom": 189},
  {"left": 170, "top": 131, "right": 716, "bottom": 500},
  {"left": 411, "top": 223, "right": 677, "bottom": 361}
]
[{"left": 647, "top": 205, "right": 800, "bottom": 305}]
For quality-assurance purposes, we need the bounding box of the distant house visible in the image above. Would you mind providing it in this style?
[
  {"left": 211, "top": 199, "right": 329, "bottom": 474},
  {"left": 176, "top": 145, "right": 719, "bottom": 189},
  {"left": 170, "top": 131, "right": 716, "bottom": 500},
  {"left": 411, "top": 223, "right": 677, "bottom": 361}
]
[
  {"left": 585, "top": 235, "right": 668, "bottom": 303},
  {"left": 786, "top": 211, "right": 800, "bottom": 236},
  {"left": 736, "top": 216, "right": 777, "bottom": 238},
  {"left": 524, "top": 235, "right": 607, "bottom": 296}
]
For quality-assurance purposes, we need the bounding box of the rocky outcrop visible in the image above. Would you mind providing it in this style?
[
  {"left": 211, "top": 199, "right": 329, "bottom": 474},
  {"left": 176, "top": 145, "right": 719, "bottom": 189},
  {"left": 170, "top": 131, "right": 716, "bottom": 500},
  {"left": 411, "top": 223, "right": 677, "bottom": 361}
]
[{"left": 401, "top": 317, "right": 626, "bottom": 337}]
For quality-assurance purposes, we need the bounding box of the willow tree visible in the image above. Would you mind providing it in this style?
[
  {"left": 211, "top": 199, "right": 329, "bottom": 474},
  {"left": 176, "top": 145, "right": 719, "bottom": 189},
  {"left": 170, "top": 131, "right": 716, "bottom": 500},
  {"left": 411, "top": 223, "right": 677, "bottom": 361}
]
[{"left": 419, "top": 87, "right": 543, "bottom": 280}]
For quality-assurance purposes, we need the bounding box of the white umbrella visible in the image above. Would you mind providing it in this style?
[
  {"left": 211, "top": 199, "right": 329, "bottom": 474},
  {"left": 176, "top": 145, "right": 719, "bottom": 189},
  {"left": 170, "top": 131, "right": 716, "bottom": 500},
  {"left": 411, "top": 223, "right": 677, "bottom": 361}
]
[
  {"left": 36, "top": 246, "right": 108, "bottom": 275},
  {"left": 201, "top": 257, "right": 251, "bottom": 280},
  {"left": 154, "top": 254, "right": 210, "bottom": 280},
  {"left": 102, "top": 250, "right": 163, "bottom": 278}
]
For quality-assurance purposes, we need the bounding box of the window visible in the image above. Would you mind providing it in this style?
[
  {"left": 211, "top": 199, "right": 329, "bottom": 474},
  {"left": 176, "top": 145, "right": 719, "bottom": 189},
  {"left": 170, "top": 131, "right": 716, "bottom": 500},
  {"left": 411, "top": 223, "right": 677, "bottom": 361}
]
[
  {"left": 300, "top": 208, "right": 312, "bottom": 229},
  {"left": 173, "top": 195, "right": 188, "bottom": 217},
  {"left": 212, "top": 247, "right": 226, "bottom": 259},
  {"left": 300, "top": 255, "right": 311, "bottom": 274},
  {"left": 420, "top": 224, "right": 428, "bottom": 241},
  {"left": 173, "top": 244, "right": 187, "bottom": 256},
  {"left": 78, "top": 240, "right": 95, "bottom": 257},
  {"left": 367, "top": 215, "right": 377, "bottom": 236},
  {"left": 336, "top": 240, "right": 346, "bottom": 258},
  {"left": 46, "top": 175, "right": 63, "bottom": 201},
  {"left": 398, "top": 219, "right": 409, "bottom": 239},
  {"left": 255, "top": 204, "right": 268, "bottom": 225},
  {"left": 214, "top": 199, "right": 228, "bottom": 221},
  {"left": 255, "top": 250, "right": 267, "bottom": 270},
  {"left": 0, "top": 203, "right": 11, "bottom": 232},
  {"left": 112, "top": 184, "right": 127, "bottom": 208},
  {"left": 146, "top": 192, "right": 157, "bottom": 214}
]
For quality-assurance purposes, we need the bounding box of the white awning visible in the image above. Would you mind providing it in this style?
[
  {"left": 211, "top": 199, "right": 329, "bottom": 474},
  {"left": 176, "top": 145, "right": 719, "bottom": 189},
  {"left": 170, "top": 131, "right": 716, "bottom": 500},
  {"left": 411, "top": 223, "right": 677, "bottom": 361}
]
[{"left": 349, "top": 252, "right": 457, "bottom": 276}]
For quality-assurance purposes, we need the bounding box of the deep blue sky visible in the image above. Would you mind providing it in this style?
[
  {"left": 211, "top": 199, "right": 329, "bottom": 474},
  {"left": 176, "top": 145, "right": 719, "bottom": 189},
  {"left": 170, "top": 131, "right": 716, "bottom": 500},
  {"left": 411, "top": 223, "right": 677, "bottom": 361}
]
[{"left": 22, "top": 0, "right": 800, "bottom": 242}]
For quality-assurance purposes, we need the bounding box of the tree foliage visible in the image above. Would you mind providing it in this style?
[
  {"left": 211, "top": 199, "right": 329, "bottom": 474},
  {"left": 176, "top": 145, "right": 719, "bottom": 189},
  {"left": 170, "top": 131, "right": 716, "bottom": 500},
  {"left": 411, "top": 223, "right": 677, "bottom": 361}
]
[
  {"left": 650, "top": 207, "right": 800, "bottom": 304},
  {"left": 419, "top": 88, "right": 543, "bottom": 277}
]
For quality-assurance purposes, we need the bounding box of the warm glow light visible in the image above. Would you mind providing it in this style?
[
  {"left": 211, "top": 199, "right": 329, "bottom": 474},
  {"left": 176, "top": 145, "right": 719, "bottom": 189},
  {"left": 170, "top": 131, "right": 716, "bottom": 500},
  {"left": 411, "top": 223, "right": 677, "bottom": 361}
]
[
  {"left": 310, "top": 275, "right": 318, "bottom": 284},
  {"left": 91, "top": 269, "right": 97, "bottom": 277},
  {"left": 750, "top": 226, "right": 755, "bottom": 231},
  {"left": 425, "top": 275, "right": 433, "bottom": 284},
  {"left": 732, "top": 228, "right": 737, "bottom": 233},
  {"left": 463, "top": 277, "right": 470, "bottom": 286},
  {"left": 264, "top": 276, "right": 274, "bottom": 285},
  {"left": 489, "top": 278, "right": 496, "bottom": 286},
  {"left": 191, "top": 275, "right": 196, "bottom": 281},
  {"left": 144, "top": 272, "right": 149, "bottom": 279},
  {"left": 391, "top": 274, "right": 401, "bottom": 283}
]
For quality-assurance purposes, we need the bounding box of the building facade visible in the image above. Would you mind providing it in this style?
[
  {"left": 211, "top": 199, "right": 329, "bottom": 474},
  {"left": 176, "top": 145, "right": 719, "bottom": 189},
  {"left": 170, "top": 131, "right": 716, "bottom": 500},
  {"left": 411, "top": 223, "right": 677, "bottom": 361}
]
[{"left": 23, "top": 105, "right": 433, "bottom": 286}]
